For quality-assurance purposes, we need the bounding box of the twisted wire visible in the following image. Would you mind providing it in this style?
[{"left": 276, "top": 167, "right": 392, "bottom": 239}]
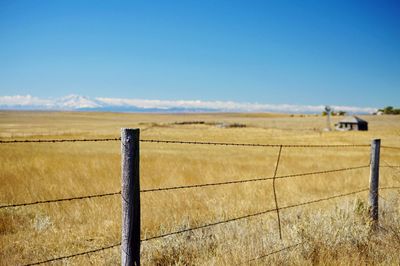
[
  {"left": 381, "top": 160, "right": 400, "bottom": 178},
  {"left": 0, "top": 165, "right": 369, "bottom": 209},
  {"left": 23, "top": 243, "right": 120, "bottom": 266},
  {"left": 141, "top": 207, "right": 277, "bottom": 242},
  {"left": 275, "top": 164, "right": 370, "bottom": 180},
  {"left": 245, "top": 242, "right": 302, "bottom": 264},
  {"left": 140, "top": 139, "right": 369, "bottom": 148},
  {"left": 381, "top": 145, "right": 400, "bottom": 150},
  {"left": 141, "top": 188, "right": 369, "bottom": 242},
  {"left": 0, "top": 137, "right": 370, "bottom": 148},
  {"left": 380, "top": 186, "right": 400, "bottom": 190},
  {"left": 280, "top": 188, "right": 369, "bottom": 211},
  {"left": 140, "top": 165, "right": 370, "bottom": 193},
  {"left": 382, "top": 160, "right": 400, "bottom": 170},
  {"left": 272, "top": 145, "right": 283, "bottom": 240},
  {"left": 0, "top": 138, "right": 120, "bottom": 143},
  {"left": 0, "top": 191, "right": 121, "bottom": 209}
]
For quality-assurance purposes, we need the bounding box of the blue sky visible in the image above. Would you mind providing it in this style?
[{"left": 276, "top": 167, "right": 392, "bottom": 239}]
[{"left": 0, "top": 0, "right": 399, "bottom": 108}]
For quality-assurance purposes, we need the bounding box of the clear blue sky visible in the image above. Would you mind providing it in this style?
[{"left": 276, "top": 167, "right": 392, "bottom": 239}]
[{"left": 0, "top": 0, "right": 399, "bottom": 107}]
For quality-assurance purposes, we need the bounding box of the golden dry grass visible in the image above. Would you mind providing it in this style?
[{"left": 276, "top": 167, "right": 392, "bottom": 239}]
[{"left": 0, "top": 111, "right": 400, "bottom": 265}]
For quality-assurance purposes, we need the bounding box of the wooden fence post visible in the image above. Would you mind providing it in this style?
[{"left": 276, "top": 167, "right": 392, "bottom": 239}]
[
  {"left": 121, "top": 128, "right": 140, "bottom": 266},
  {"left": 369, "top": 138, "right": 380, "bottom": 227}
]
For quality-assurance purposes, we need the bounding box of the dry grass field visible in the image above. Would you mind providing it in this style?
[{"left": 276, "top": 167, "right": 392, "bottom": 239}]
[{"left": 1, "top": 111, "right": 400, "bottom": 265}]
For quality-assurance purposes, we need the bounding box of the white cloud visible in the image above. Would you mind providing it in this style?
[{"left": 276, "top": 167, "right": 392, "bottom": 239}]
[
  {"left": 96, "top": 97, "right": 377, "bottom": 113},
  {"left": 330, "top": 105, "right": 377, "bottom": 114},
  {"left": 0, "top": 94, "right": 378, "bottom": 113},
  {"left": 0, "top": 95, "right": 53, "bottom": 107},
  {"left": 0, "top": 94, "right": 100, "bottom": 109}
]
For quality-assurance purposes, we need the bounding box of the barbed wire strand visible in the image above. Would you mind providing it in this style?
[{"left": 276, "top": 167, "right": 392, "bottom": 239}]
[
  {"left": 276, "top": 165, "right": 370, "bottom": 180},
  {"left": 280, "top": 188, "right": 369, "bottom": 211},
  {"left": 0, "top": 136, "right": 390, "bottom": 265},
  {"left": 381, "top": 160, "right": 400, "bottom": 176},
  {"left": 140, "top": 165, "right": 370, "bottom": 193},
  {"left": 272, "top": 145, "right": 283, "bottom": 240},
  {"left": 141, "top": 207, "right": 277, "bottom": 242},
  {"left": 0, "top": 137, "right": 370, "bottom": 147},
  {"left": 0, "top": 191, "right": 121, "bottom": 209},
  {"left": 381, "top": 145, "right": 400, "bottom": 150},
  {"left": 140, "top": 139, "right": 369, "bottom": 148},
  {"left": 378, "top": 194, "right": 388, "bottom": 202},
  {"left": 23, "top": 243, "right": 121, "bottom": 266},
  {"left": 142, "top": 188, "right": 368, "bottom": 242},
  {"left": 0, "top": 165, "right": 370, "bottom": 210},
  {"left": 0, "top": 138, "right": 121, "bottom": 143},
  {"left": 381, "top": 160, "right": 400, "bottom": 187},
  {"left": 245, "top": 242, "right": 303, "bottom": 264},
  {"left": 380, "top": 186, "right": 400, "bottom": 190},
  {"left": 17, "top": 189, "right": 369, "bottom": 264}
]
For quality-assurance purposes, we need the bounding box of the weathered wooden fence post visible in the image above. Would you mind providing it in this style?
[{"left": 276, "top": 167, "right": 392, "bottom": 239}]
[
  {"left": 369, "top": 138, "right": 380, "bottom": 228},
  {"left": 121, "top": 128, "right": 140, "bottom": 266}
]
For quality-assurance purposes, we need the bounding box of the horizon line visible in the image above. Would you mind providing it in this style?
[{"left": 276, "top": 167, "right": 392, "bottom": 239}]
[{"left": 0, "top": 94, "right": 378, "bottom": 114}]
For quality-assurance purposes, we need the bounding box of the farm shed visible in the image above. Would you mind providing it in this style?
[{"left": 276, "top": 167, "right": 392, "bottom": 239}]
[{"left": 335, "top": 116, "right": 368, "bottom": 131}]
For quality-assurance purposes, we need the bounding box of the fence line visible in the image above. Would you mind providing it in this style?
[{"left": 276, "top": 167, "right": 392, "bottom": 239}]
[
  {"left": 23, "top": 243, "right": 121, "bottom": 266},
  {"left": 0, "top": 191, "right": 121, "bottom": 209},
  {"left": 1, "top": 137, "right": 370, "bottom": 148},
  {"left": 2, "top": 135, "right": 398, "bottom": 265}
]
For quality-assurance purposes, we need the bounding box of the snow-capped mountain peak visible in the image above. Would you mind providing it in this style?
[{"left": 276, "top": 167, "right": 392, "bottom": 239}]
[{"left": 56, "top": 94, "right": 101, "bottom": 109}]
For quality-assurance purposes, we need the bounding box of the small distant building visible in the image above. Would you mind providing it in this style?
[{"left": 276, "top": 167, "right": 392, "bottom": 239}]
[{"left": 335, "top": 116, "right": 368, "bottom": 131}]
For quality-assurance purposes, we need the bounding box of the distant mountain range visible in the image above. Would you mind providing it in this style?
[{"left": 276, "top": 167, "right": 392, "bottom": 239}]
[{"left": 0, "top": 94, "right": 378, "bottom": 114}]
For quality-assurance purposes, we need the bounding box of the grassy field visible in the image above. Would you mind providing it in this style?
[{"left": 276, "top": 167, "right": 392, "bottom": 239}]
[{"left": 1, "top": 111, "right": 400, "bottom": 265}]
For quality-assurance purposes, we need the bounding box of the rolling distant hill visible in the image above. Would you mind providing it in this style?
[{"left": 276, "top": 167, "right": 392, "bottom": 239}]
[{"left": 0, "top": 94, "right": 377, "bottom": 114}]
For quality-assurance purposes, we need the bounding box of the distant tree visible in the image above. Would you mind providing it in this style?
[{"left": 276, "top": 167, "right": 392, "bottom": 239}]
[
  {"left": 385, "top": 106, "right": 394, "bottom": 113},
  {"left": 337, "top": 111, "right": 346, "bottom": 116},
  {"left": 322, "top": 110, "right": 340, "bottom": 116},
  {"left": 379, "top": 106, "right": 400, "bottom": 115}
]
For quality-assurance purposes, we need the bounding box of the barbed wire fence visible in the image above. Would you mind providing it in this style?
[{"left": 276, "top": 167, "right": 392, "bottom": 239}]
[{"left": 0, "top": 133, "right": 399, "bottom": 265}]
